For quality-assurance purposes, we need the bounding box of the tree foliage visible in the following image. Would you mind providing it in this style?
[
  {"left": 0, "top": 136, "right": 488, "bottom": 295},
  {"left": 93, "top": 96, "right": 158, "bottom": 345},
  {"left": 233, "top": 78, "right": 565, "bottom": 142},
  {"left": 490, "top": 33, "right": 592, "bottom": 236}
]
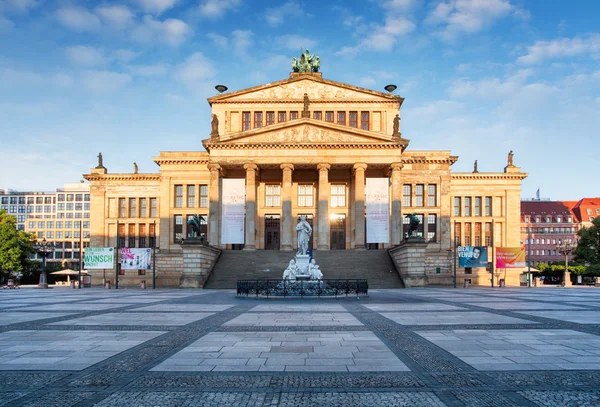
[
  {"left": 0, "top": 209, "right": 35, "bottom": 280},
  {"left": 574, "top": 217, "right": 600, "bottom": 266}
]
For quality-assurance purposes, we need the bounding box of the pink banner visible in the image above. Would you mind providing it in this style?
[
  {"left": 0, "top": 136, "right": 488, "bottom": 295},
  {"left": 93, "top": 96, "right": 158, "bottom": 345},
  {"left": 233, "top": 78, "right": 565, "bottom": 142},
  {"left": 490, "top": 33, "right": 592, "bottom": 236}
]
[{"left": 495, "top": 247, "right": 527, "bottom": 268}]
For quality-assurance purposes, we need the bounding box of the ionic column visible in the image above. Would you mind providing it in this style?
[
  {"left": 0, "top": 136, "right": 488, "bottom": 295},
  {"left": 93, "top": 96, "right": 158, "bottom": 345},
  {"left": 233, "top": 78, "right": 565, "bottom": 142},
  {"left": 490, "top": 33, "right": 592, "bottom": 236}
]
[
  {"left": 280, "top": 163, "right": 294, "bottom": 251},
  {"left": 244, "top": 163, "right": 258, "bottom": 250},
  {"left": 207, "top": 163, "right": 221, "bottom": 247},
  {"left": 353, "top": 163, "right": 367, "bottom": 249},
  {"left": 390, "top": 163, "right": 403, "bottom": 245},
  {"left": 317, "top": 163, "right": 331, "bottom": 250}
]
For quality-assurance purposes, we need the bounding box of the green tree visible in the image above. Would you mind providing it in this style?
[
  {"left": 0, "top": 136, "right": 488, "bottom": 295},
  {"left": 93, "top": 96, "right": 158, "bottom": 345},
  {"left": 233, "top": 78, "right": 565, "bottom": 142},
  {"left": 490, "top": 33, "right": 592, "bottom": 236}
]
[
  {"left": 574, "top": 217, "right": 600, "bottom": 266},
  {"left": 0, "top": 209, "right": 35, "bottom": 280}
]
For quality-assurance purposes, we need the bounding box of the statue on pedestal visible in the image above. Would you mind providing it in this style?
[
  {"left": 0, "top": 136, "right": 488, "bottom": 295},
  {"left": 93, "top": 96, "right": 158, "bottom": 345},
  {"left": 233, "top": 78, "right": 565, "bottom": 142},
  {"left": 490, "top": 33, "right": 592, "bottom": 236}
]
[
  {"left": 405, "top": 212, "right": 421, "bottom": 238},
  {"left": 133, "top": 162, "right": 138, "bottom": 174},
  {"left": 508, "top": 150, "right": 514, "bottom": 167},
  {"left": 473, "top": 160, "right": 478, "bottom": 173},
  {"left": 295, "top": 215, "right": 312, "bottom": 256},
  {"left": 96, "top": 152, "right": 105, "bottom": 169},
  {"left": 308, "top": 259, "right": 323, "bottom": 280}
]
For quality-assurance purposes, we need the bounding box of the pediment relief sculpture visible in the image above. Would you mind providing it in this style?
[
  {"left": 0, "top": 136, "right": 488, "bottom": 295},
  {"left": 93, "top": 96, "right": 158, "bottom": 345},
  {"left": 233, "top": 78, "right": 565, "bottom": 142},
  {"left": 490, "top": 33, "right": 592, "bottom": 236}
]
[
  {"left": 228, "top": 124, "right": 387, "bottom": 144},
  {"left": 229, "top": 79, "right": 377, "bottom": 101}
]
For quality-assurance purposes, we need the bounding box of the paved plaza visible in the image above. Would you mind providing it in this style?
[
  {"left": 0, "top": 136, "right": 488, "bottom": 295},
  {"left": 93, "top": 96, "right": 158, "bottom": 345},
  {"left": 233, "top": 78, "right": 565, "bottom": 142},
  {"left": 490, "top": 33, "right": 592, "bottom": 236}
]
[{"left": 0, "top": 287, "right": 599, "bottom": 406}]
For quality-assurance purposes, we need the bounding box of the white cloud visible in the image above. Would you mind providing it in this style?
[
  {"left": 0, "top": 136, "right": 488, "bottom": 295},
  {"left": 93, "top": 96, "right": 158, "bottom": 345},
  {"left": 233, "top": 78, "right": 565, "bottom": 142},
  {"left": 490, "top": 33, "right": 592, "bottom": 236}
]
[
  {"left": 207, "top": 33, "right": 228, "bottom": 48},
  {"left": 65, "top": 46, "right": 105, "bottom": 66},
  {"left": 111, "top": 49, "right": 141, "bottom": 63},
  {"left": 0, "top": 0, "right": 39, "bottom": 13},
  {"left": 425, "top": 0, "right": 518, "bottom": 42},
  {"left": 55, "top": 7, "right": 101, "bottom": 32},
  {"left": 358, "top": 77, "right": 377, "bottom": 88},
  {"left": 81, "top": 70, "right": 131, "bottom": 93},
  {"left": 516, "top": 35, "right": 600, "bottom": 65},
  {"left": 131, "top": 15, "right": 191, "bottom": 46},
  {"left": 133, "top": 0, "right": 178, "bottom": 15},
  {"left": 130, "top": 63, "right": 169, "bottom": 77},
  {"left": 265, "top": 1, "right": 304, "bottom": 27},
  {"left": 95, "top": 5, "right": 135, "bottom": 28},
  {"left": 382, "top": 0, "right": 420, "bottom": 11},
  {"left": 231, "top": 30, "right": 253, "bottom": 58},
  {"left": 448, "top": 69, "right": 534, "bottom": 99},
  {"left": 173, "top": 52, "right": 215, "bottom": 85},
  {"left": 198, "top": 0, "right": 241, "bottom": 18},
  {"left": 363, "top": 17, "right": 415, "bottom": 51},
  {"left": 0, "top": 66, "right": 44, "bottom": 87},
  {"left": 52, "top": 73, "right": 73, "bottom": 87},
  {"left": 274, "top": 35, "right": 317, "bottom": 51},
  {"left": 166, "top": 92, "right": 185, "bottom": 102}
]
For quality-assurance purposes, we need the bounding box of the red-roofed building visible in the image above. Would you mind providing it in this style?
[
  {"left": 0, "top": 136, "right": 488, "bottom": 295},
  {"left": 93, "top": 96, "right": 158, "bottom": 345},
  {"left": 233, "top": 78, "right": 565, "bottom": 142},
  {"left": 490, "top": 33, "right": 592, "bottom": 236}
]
[{"left": 571, "top": 198, "right": 600, "bottom": 227}]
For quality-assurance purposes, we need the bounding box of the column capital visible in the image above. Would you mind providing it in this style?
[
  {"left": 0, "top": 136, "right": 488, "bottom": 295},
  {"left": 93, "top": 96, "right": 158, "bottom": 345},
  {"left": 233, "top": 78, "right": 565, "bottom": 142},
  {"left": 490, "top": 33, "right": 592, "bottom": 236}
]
[
  {"left": 207, "top": 162, "right": 222, "bottom": 172},
  {"left": 353, "top": 162, "right": 368, "bottom": 173},
  {"left": 280, "top": 163, "right": 294, "bottom": 171},
  {"left": 390, "top": 162, "right": 404, "bottom": 171},
  {"left": 243, "top": 163, "right": 258, "bottom": 172},
  {"left": 317, "top": 163, "right": 331, "bottom": 171}
]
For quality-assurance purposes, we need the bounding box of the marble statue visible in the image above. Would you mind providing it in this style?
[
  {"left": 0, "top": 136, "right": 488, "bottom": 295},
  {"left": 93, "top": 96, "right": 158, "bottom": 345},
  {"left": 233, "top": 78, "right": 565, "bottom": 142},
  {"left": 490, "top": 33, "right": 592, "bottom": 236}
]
[
  {"left": 133, "top": 162, "right": 138, "bottom": 174},
  {"left": 392, "top": 114, "right": 400, "bottom": 137},
  {"left": 96, "top": 152, "right": 104, "bottom": 168},
  {"left": 473, "top": 160, "right": 478, "bottom": 173},
  {"left": 210, "top": 114, "right": 219, "bottom": 138},
  {"left": 308, "top": 259, "right": 323, "bottom": 280},
  {"left": 295, "top": 215, "right": 312, "bottom": 256},
  {"left": 508, "top": 150, "right": 514, "bottom": 167},
  {"left": 283, "top": 259, "right": 299, "bottom": 280}
]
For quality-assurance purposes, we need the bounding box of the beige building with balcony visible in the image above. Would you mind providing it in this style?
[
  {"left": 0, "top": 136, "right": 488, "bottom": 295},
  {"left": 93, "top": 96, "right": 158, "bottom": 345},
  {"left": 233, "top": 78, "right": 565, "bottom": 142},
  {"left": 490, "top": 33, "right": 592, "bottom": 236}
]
[{"left": 84, "top": 69, "right": 527, "bottom": 287}]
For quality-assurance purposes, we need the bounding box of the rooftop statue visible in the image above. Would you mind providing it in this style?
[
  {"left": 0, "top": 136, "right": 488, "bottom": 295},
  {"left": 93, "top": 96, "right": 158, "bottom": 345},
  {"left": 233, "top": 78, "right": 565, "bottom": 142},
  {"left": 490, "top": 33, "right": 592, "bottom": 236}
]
[{"left": 292, "top": 49, "right": 320, "bottom": 73}]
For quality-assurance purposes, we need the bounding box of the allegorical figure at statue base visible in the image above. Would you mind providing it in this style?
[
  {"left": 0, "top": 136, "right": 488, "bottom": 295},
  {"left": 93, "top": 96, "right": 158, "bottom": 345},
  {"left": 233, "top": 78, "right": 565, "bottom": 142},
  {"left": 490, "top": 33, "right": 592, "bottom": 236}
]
[{"left": 282, "top": 216, "right": 323, "bottom": 280}]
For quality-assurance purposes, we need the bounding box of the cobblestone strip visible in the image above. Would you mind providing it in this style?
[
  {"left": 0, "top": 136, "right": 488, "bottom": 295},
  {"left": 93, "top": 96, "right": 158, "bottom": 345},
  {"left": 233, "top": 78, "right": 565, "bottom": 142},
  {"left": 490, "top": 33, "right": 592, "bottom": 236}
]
[{"left": 215, "top": 325, "right": 370, "bottom": 332}]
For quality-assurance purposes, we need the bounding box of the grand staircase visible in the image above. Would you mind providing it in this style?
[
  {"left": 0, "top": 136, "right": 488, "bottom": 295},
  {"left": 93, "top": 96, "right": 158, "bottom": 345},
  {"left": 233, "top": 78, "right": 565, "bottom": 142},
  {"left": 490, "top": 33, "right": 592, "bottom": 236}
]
[{"left": 204, "top": 249, "right": 404, "bottom": 289}]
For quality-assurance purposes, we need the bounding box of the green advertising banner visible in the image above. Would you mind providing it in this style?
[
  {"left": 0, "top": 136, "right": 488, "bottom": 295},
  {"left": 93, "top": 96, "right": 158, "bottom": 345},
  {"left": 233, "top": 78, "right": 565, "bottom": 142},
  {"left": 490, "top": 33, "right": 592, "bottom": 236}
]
[{"left": 84, "top": 247, "right": 115, "bottom": 269}]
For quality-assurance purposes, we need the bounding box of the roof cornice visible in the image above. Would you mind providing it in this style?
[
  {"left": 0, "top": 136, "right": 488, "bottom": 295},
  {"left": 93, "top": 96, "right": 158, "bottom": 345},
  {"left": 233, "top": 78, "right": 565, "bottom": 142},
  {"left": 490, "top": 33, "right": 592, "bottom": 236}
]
[
  {"left": 83, "top": 174, "right": 161, "bottom": 181},
  {"left": 452, "top": 172, "right": 528, "bottom": 180}
]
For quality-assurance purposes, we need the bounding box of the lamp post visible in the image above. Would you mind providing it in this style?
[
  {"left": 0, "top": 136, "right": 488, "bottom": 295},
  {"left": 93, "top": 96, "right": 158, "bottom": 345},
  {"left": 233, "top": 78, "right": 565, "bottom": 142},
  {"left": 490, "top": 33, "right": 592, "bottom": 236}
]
[
  {"left": 556, "top": 240, "right": 576, "bottom": 287},
  {"left": 527, "top": 226, "right": 532, "bottom": 287},
  {"left": 33, "top": 239, "right": 57, "bottom": 288}
]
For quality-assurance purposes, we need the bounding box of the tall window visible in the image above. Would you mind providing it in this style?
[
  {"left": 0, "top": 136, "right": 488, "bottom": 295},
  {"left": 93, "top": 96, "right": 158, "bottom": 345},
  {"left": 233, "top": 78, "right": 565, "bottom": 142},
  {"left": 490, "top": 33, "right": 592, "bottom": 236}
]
[
  {"left": 313, "top": 111, "right": 322, "bottom": 120},
  {"left": 119, "top": 198, "right": 126, "bottom": 218},
  {"left": 290, "top": 111, "right": 298, "bottom": 120},
  {"left": 139, "top": 224, "right": 147, "bottom": 248},
  {"left": 242, "top": 112, "right": 251, "bottom": 130},
  {"left": 140, "top": 198, "right": 147, "bottom": 217},
  {"left": 175, "top": 185, "right": 183, "bottom": 208},
  {"left": 330, "top": 184, "right": 346, "bottom": 207},
  {"left": 266, "top": 111, "right": 275, "bottom": 126},
  {"left": 474, "top": 222, "right": 481, "bottom": 246},
  {"left": 254, "top": 112, "right": 263, "bottom": 128},
  {"left": 278, "top": 111, "right": 286, "bottom": 123},
  {"left": 325, "top": 111, "right": 334, "bottom": 122},
  {"left": 265, "top": 185, "right": 281, "bottom": 207},
  {"left": 199, "top": 185, "right": 208, "bottom": 208},
  {"left": 475, "top": 197, "right": 482, "bottom": 216},
  {"left": 337, "top": 111, "right": 346, "bottom": 125},
  {"left": 464, "top": 197, "right": 472, "bottom": 217},
  {"left": 128, "top": 224, "right": 136, "bottom": 247},
  {"left": 361, "top": 112, "right": 369, "bottom": 130},
  {"left": 349, "top": 111, "right": 358, "bottom": 127},
  {"left": 149, "top": 222, "right": 156, "bottom": 247},
  {"left": 464, "top": 223, "right": 471, "bottom": 246},
  {"left": 415, "top": 184, "right": 424, "bottom": 207},
  {"left": 174, "top": 215, "right": 183, "bottom": 242},
  {"left": 428, "top": 214, "right": 437, "bottom": 242},
  {"left": 403, "top": 185, "right": 411, "bottom": 207},
  {"left": 485, "top": 222, "right": 491, "bottom": 246},
  {"left": 485, "top": 196, "right": 492, "bottom": 216},
  {"left": 298, "top": 185, "right": 313, "bottom": 207},
  {"left": 150, "top": 198, "right": 157, "bottom": 217},
  {"left": 129, "top": 198, "right": 136, "bottom": 218},
  {"left": 187, "top": 185, "right": 195, "bottom": 208},
  {"left": 118, "top": 223, "right": 125, "bottom": 248},
  {"left": 427, "top": 185, "right": 436, "bottom": 206}
]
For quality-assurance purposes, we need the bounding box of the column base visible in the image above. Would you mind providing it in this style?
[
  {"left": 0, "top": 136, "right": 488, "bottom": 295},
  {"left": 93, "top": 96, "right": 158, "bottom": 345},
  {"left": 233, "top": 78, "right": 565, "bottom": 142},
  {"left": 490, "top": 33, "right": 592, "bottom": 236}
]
[
  {"left": 317, "top": 245, "right": 329, "bottom": 250},
  {"left": 280, "top": 245, "right": 293, "bottom": 251}
]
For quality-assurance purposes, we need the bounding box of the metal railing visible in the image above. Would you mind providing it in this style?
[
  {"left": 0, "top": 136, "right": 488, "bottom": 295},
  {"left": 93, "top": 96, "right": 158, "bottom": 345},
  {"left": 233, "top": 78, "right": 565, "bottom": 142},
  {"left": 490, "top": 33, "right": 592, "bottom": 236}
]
[{"left": 236, "top": 279, "right": 368, "bottom": 298}]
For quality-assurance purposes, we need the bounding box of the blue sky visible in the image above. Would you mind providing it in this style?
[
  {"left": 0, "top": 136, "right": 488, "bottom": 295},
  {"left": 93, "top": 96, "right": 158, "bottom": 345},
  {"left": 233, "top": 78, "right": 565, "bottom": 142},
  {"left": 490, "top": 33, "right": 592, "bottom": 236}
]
[{"left": 0, "top": 0, "right": 598, "bottom": 200}]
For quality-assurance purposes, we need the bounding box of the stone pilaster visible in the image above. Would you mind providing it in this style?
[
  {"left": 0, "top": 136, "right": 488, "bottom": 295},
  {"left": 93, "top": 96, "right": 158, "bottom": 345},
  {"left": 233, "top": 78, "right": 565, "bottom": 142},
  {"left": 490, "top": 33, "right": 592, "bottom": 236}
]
[
  {"left": 353, "top": 163, "right": 367, "bottom": 249},
  {"left": 159, "top": 176, "right": 170, "bottom": 249},
  {"left": 244, "top": 163, "right": 258, "bottom": 250},
  {"left": 390, "top": 163, "right": 403, "bottom": 245},
  {"left": 280, "top": 163, "right": 294, "bottom": 251},
  {"left": 207, "top": 163, "right": 221, "bottom": 248},
  {"left": 317, "top": 163, "right": 331, "bottom": 250}
]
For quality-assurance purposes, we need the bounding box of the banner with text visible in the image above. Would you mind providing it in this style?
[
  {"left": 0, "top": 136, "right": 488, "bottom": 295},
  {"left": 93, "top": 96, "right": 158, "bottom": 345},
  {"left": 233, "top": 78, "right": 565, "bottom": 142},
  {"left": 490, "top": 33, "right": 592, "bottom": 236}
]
[
  {"left": 366, "top": 178, "right": 390, "bottom": 243},
  {"left": 496, "top": 247, "right": 527, "bottom": 268},
  {"left": 121, "top": 248, "right": 152, "bottom": 270},
  {"left": 458, "top": 246, "right": 489, "bottom": 268},
  {"left": 84, "top": 247, "right": 114, "bottom": 269},
  {"left": 221, "top": 178, "right": 246, "bottom": 244}
]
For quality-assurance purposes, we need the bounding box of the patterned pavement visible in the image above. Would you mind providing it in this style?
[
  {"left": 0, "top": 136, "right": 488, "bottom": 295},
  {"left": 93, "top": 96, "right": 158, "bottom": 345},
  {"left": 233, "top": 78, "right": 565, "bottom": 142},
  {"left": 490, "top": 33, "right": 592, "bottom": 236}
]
[{"left": 0, "top": 286, "right": 599, "bottom": 406}]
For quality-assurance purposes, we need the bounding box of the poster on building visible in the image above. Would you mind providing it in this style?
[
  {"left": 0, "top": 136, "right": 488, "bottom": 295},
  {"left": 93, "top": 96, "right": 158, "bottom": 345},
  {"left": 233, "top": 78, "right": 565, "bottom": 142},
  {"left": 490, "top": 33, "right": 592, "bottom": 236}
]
[
  {"left": 221, "top": 178, "right": 246, "bottom": 244},
  {"left": 458, "top": 246, "right": 489, "bottom": 268},
  {"left": 120, "top": 248, "right": 152, "bottom": 270},
  {"left": 496, "top": 247, "right": 527, "bottom": 268},
  {"left": 84, "top": 247, "right": 115, "bottom": 269},
  {"left": 366, "top": 178, "right": 389, "bottom": 243}
]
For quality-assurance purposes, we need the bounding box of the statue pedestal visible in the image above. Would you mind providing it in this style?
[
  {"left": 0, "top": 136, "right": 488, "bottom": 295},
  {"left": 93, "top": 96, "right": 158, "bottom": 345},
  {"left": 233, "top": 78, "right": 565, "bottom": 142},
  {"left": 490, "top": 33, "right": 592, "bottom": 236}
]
[{"left": 295, "top": 254, "right": 310, "bottom": 276}]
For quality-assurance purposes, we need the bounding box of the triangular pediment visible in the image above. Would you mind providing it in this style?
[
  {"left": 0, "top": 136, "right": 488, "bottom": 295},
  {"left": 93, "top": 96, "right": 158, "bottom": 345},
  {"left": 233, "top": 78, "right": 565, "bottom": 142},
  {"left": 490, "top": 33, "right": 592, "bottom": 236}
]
[
  {"left": 204, "top": 119, "right": 409, "bottom": 147},
  {"left": 208, "top": 74, "right": 404, "bottom": 103}
]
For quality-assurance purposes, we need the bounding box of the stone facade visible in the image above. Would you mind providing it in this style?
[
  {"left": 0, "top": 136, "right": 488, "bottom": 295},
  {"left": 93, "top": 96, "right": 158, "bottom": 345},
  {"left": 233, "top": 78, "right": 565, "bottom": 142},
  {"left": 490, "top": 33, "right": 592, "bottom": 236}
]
[{"left": 83, "top": 71, "right": 527, "bottom": 287}]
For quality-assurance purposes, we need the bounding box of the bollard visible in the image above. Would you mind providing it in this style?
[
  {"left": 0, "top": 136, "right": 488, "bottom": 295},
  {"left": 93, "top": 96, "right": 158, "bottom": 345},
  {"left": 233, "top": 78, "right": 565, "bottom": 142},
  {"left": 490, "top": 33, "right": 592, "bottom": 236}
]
[
  {"left": 105, "top": 281, "right": 111, "bottom": 289},
  {"left": 140, "top": 280, "right": 146, "bottom": 289}
]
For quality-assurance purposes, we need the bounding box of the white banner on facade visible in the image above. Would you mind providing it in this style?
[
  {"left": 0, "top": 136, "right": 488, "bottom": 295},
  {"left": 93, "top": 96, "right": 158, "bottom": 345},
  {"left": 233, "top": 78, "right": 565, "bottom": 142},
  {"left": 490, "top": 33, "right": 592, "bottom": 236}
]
[
  {"left": 121, "top": 248, "right": 152, "bottom": 270},
  {"left": 366, "top": 178, "right": 390, "bottom": 243},
  {"left": 221, "top": 178, "right": 246, "bottom": 244},
  {"left": 84, "top": 247, "right": 115, "bottom": 269}
]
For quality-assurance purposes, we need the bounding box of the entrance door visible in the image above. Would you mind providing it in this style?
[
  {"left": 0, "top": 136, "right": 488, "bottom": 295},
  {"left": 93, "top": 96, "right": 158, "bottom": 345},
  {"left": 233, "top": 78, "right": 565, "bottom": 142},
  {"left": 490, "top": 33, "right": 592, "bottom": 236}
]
[
  {"left": 264, "top": 215, "right": 281, "bottom": 250},
  {"left": 330, "top": 214, "right": 346, "bottom": 250},
  {"left": 297, "top": 214, "right": 314, "bottom": 251}
]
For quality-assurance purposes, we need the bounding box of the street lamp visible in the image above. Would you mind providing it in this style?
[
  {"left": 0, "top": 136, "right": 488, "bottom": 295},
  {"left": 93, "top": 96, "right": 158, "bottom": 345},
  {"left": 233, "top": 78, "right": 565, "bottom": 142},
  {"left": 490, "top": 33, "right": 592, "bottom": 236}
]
[
  {"left": 556, "top": 240, "right": 576, "bottom": 287},
  {"left": 32, "top": 239, "right": 58, "bottom": 288}
]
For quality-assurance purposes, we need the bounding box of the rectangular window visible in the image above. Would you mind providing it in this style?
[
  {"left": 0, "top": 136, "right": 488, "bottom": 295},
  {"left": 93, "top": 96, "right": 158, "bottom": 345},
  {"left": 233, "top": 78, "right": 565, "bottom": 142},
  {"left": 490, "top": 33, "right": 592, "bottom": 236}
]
[
  {"left": 403, "top": 185, "right": 411, "bottom": 207},
  {"left": 36, "top": 197, "right": 43, "bottom": 204},
  {"left": 199, "top": 185, "right": 208, "bottom": 208},
  {"left": 474, "top": 222, "right": 481, "bottom": 246},
  {"left": 278, "top": 111, "right": 286, "bottom": 123},
  {"left": 242, "top": 111, "right": 251, "bottom": 131},
  {"left": 57, "top": 203, "right": 65, "bottom": 211},
  {"left": 46, "top": 231, "right": 53, "bottom": 238},
  {"left": 337, "top": 111, "right": 346, "bottom": 125},
  {"left": 129, "top": 198, "right": 136, "bottom": 218},
  {"left": 485, "top": 196, "right": 492, "bottom": 216},
  {"left": 127, "top": 224, "right": 135, "bottom": 247},
  {"left": 174, "top": 215, "right": 183, "bottom": 242},
  {"left": 37, "top": 221, "right": 44, "bottom": 228},
  {"left": 475, "top": 197, "right": 482, "bottom": 216},
  {"left": 74, "top": 221, "right": 81, "bottom": 229},
  {"left": 187, "top": 185, "right": 195, "bottom": 208},
  {"left": 464, "top": 223, "right": 472, "bottom": 246},
  {"left": 325, "top": 111, "right": 334, "bottom": 122},
  {"left": 485, "top": 222, "right": 491, "bottom": 246},
  {"left": 84, "top": 203, "right": 90, "bottom": 210},
  {"left": 66, "top": 194, "right": 74, "bottom": 202},
  {"left": 313, "top": 111, "right": 322, "bottom": 120},
  {"left": 75, "top": 194, "right": 82, "bottom": 201},
  {"left": 254, "top": 111, "right": 263, "bottom": 128},
  {"left": 298, "top": 185, "right": 313, "bottom": 207},
  {"left": 84, "top": 194, "right": 90, "bottom": 201},
  {"left": 149, "top": 223, "right": 156, "bottom": 248},
  {"left": 464, "top": 197, "right": 472, "bottom": 217},
  {"left": 427, "top": 214, "right": 437, "bottom": 242},
  {"left": 361, "top": 111, "right": 369, "bottom": 130},
  {"left": 427, "top": 185, "right": 436, "bottom": 207},
  {"left": 349, "top": 111, "right": 358, "bottom": 128},
  {"left": 83, "top": 221, "right": 90, "bottom": 229},
  {"left": 150, "top": 198, "right": 157, "bottom": 217},
  {"left": 117, "top": 223, "right": 125, "bottom": 248},
  {"left": 139, "top": 224, "right": 147, "bottom": 248},
  {"left": 266, "top": 111, "right": 275, "bottom": 126},
  {"left": 75, "top": 203, "right": 83, "bottom": 210},
  {"left": 330, "top": 184, "right": 346, "bottom": 208},
  {"left": 174, "top": 185, "right": 183, "bottom": 208},
  {"left": 56, "top": 231, "right": 63, "bottom": 239},
  {"left": 290, "top": 111, "right": 298, "bottom": 120},
  {"left": 66, "top": 203, "right": 73, "bottom": 211},
  {"left": 65, "top": 221, "right": 72, "bottom": 229},
  {"left": 45, "top": 197, "right": 52, "bottom": 204},
  {"left": 56, "top": 221, "right": 63, "bottom": 229},
  {"left": 57, "top": 194, "right": 65, "bottom": 202},
  {"left": 74, "top": 231, "right": 80, "bottom": 239},
  {"left": 415, "top": 184, "right": 424, "bottom": 207},
  {"left": 265, "top": 185, "right": 281, "bottom": 207},
  {"left": 140, "top": 198, "right": 147, "bottom": 217},
  {"left": 119, "top": 198, "right": 126, "bottom": 218}
]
